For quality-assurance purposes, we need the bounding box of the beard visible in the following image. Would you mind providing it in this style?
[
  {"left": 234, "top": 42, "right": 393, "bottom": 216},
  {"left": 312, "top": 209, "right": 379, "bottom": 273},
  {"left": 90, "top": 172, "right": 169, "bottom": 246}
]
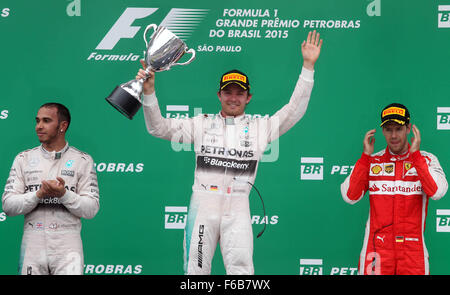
[
  {"left": 36, "top": 125, "right": 60, "bottom": 144},
  {"left": 388, "top": 140, "right": 408, "bottom": 155}
]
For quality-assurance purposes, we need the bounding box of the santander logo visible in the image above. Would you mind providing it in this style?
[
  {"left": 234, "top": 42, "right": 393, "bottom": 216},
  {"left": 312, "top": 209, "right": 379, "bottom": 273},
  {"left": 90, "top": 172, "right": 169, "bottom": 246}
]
[
  {"left": 369, "top": 181, "right": 422, "bottom": 195},
  {"left": 369, "top": 183, "right": 380, "bottom": 192}
]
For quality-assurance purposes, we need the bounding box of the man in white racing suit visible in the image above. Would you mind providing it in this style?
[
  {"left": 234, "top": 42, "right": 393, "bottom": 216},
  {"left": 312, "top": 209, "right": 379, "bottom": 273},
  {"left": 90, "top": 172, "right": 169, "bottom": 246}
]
[
  {"left": 2, "top": 103, "right": 100, "bottom": 275},
  {"left": 137, "top": 31, "right": 323, "bottom": 274}
]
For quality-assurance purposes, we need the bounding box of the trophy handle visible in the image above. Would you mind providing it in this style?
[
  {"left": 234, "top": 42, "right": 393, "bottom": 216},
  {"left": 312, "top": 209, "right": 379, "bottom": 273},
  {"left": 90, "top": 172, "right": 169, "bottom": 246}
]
[
  {"left": 172, "top": 48, "right": 196, "bottom": 67},
  {"left": 143, "top": 24, "right": 158, "bottom": 47}
]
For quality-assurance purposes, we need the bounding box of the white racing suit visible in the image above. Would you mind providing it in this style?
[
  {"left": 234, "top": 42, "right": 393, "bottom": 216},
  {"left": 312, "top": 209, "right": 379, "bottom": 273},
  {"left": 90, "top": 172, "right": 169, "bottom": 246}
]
[
  {"left": 143, "top": 67, "right": 314, "bottom": 274},
  {"left": 2, "top": 143, "right": 100, "bottom": 275}
]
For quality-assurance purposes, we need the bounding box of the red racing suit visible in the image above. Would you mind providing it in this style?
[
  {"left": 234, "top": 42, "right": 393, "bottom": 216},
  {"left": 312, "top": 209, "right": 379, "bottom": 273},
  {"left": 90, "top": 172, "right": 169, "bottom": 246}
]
[{"left": 341, "top": 147, "right": 448, "bottom": 275}]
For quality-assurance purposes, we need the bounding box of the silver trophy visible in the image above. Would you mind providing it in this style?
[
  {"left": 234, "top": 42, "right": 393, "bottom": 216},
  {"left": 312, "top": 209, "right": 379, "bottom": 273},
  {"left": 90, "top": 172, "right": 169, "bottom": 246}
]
[{"left": 106, "top": 24, "right": 196, "bottom": 119}]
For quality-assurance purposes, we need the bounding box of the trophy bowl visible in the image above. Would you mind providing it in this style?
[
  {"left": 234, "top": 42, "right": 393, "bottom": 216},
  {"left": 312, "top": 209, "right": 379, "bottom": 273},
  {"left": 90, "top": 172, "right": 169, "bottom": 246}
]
[{"left": 106, "top": 24, "right": 196, "bottom": 119}]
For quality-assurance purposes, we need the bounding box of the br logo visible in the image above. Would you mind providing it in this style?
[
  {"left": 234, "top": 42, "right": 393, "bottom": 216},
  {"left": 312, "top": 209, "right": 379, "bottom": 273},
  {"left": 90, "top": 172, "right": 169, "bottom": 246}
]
[
  {"left": 438, "top": 5, "right": 450, "bottom": 28},
  {"left": 299, "top": 259, "right": 323, "bottom": 275},
  {"left": 165, "top": 206, "right": 187, "bottom": 229},
  {"left": 436, "top": 210, "right": 450, "bottom": 232},
  {"left": 300, "top": 157, "right": 323, "bottom": 180},
  {"left": 437, "top": 107, "right": 450, "bottom": 130}
]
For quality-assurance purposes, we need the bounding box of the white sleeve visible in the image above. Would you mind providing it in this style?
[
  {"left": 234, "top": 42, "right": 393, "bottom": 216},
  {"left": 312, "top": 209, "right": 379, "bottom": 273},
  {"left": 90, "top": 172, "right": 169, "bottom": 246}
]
[
  {"left": 267, "top": 67, "right": 315, "bottom": 142},
  {"left": 2, "top": 154, "right": 40, "bottom": 216},
  {"left": 142, "top": 92, "right": 195, "bottom": 144},
  {"left": 59, "top": 155, "right": 100, "bottom": 219},
  {"left": 428, "top": 154, "right": 448, "bottom": 200},
  {"left": 415, "top": 151, "right": 448, "bottom": 201}
]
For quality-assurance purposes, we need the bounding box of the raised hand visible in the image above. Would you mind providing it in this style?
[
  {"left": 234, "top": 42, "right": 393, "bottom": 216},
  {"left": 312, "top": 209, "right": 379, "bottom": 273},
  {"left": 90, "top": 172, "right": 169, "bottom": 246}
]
[
  {"left": 410, "top": 124, "right": 421, "bottom": 154},
  {"left": 301, "top": 30, "right": 323, "bottom": 70},
  {"left": 136, "top": 59, "right": 156, "bottom": 95},
  {"left": 363, "top": 129, "right": 376, "bottom": 156}
]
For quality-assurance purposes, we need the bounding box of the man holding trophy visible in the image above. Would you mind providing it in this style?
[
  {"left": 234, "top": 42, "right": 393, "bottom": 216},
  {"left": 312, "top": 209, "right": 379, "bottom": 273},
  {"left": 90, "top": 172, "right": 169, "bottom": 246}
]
[{"left": 135, "top": 30, "right": 322, "bottom": 275}]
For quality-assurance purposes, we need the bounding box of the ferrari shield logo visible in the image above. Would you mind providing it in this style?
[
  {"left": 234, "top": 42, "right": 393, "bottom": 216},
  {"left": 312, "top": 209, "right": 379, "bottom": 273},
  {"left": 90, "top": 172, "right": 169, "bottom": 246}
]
[{"left": 404, "top": 162, "right": 412, "bottom": 171}]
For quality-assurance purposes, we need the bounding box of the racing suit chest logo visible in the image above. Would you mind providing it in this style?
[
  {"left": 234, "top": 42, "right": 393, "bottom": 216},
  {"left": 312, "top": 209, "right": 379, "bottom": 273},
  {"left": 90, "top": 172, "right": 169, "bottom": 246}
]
[
  {"left": 384, "top": 164, "right": 394, "bottom": 174},
  {"left": 200, "top": 145, "right": 254, "bottom": 158},
  {"left": 369, "top": 163, "right": 395, "bottom": 176},
  {"left": 371, "top": 165, "right": 382, "bottom": 175}
]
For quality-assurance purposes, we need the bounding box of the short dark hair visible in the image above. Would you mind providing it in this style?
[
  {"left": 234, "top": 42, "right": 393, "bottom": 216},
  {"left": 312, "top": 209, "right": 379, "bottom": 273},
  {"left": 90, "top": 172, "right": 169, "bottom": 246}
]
[{"left": 40, "top": 102, "right": 71, "bottom": 131}]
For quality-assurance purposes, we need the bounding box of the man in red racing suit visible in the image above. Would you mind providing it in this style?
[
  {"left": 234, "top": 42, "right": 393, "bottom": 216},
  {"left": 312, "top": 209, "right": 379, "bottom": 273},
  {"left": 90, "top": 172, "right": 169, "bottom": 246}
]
[{"left": 341, "top": 103, "right": 448, "bottom": 275}]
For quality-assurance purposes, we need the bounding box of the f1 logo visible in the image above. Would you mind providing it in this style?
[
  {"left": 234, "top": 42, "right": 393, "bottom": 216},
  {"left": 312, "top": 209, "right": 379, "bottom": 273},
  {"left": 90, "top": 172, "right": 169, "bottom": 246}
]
[
  {"left": 95, "top": 7, "right": 209, "bottom": 50},
  {"left": 96, "top": 8, "right": 158, "bottom": 50}
]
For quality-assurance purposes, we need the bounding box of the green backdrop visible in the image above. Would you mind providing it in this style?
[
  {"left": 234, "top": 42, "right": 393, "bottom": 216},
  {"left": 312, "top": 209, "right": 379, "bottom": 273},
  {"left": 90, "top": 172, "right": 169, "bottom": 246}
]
[{"left": 1, "top": 0, "right": 449, "bottom": 275}]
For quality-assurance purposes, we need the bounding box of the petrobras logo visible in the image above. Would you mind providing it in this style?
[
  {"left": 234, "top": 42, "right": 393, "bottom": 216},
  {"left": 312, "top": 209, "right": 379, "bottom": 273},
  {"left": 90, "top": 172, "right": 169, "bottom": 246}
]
[
  {"left": 88, "top": 7, "right": 209, "bottom": 62},
  {"left": 300, "top": 157, "right": 358, "bottom": 180},
  {"left": 437, "top": 107, "right": 450, "bottom": 130},
  {"left": 94, "top": 162, "right": 144, "bottom": 173},
  {"left": 165, "top": 206, "right": 188, "bottom": 229},
  {"left": 436, "top": 209, "right": 450, "bottom": 232},
  {"left": 438, "top": 5, "right": 450, "bottom": 28},
  {"left": 84, "top": 264, "right": 143, "bottom": 275},
  {"left": 207, "top": 8, "right": 360, "bottom": 48},
  {"left": 164, "top": 105, "right": 200, "bottom": 153},
  {"left": 299, "top": 259, "right": 323, "bottom": 275},
  {"left": 330, "top": 266, "right": 358, "bottom": 275},
  {"left": 299, "top": 258, "right": 358, "bottom": 275},
  {"left": 300, "top": 157, "right": 323, "bottom": 180},
  {"left": 251, "top": 215, "right": 279, "bottom": 225},
  {"left": 330, "top": 165, "right": 354, "bottom": 175},
  {"left": 166, "top": 105, "right": 193, "bottom": 119}
]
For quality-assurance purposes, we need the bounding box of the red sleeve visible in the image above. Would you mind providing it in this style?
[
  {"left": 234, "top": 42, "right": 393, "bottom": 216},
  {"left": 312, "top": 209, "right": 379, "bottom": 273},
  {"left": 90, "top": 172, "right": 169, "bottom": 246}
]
[
  {"left": 341, "top": 153, "right": 370, "bottom": 204},
  {"left": 410, "top": 151, "right": 438, "bottom": 197}
]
